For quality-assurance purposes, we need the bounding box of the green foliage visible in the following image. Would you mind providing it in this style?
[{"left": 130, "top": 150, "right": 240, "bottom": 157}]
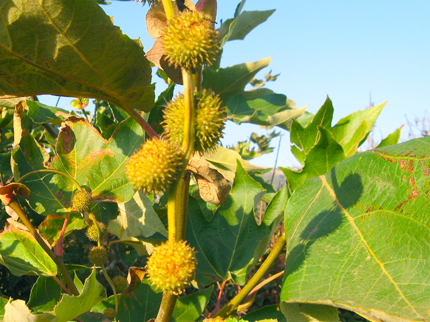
[{"left": 0, "top": 0, "right": 428, "bottom": 322}]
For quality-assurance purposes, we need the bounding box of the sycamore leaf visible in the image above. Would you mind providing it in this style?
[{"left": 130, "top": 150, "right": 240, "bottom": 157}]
[
  {"left": 117, "top": 191, "right": 168, "bottom": 238},
  {"left": 187, "top": 162, "right": 288, "bottom": 285},
  {"left": 0, "top": 0, "right": 154, "bottom": 112},
  {"left": 218, "top": 10, "right": 275, "bottom": 45},
  {"left": 0, "top": 231, "right": 57, "bottom": 276},
  {"left": 281, "top": 136, "right": 430, "bottom": 322},
  {"left": 51, "top": 117, "right": 145, "bottom": 203},
  {"left": 202, "top": 58, "right": 271, "bottom": 103},
  {"left": 54, "top": 269, "right": 106, "bottom": 322}
]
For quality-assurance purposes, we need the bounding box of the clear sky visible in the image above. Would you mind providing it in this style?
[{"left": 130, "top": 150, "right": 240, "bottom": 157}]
[{"left": 46, "top": 0, "right": 430, "bottom": 168}]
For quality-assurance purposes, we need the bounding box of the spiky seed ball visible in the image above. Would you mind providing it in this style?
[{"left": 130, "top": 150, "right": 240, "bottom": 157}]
[
  {"left": 147, "top": 240, "right": 196, "bottom": 295},
  {"left": 86, "top": 222, "right": 106, "bottom": 242},
  {"left": 112, "top": 275, "right": 128, "bottom": 293},
  {"left": 162, "top": 10, "right": 220, "bottom": 69},
  {"left": 163, "top": 90, "right": 226, "bottom": 152},
  {"left": 126, "top": 138, "right": 183, "bottom": 193},
  {"left": 71, "top": 189, "right": 92, "bottom": 212},
  {"left": 88, "top": 246, "right": 108, "bottom": 266},
  {"left": 103, "top": 308, "right": 116, "bottom": 320}
]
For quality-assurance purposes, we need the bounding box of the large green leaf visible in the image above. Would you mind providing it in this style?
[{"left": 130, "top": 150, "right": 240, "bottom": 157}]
[
  {"left": 38, "top": 213, "right": 86, "bottom": 246},
  {"left": 26, "top": 101, "right": 71, "bottom": 126},
  {"left": 331, "top": 102, "right": 385, "bottom": 153},
  {"left": 171, "top": 287, "right": 214, "bottom": 322},
  {"left": 0, "top": 0, "right": 154, "bottom": 112},
  {"left": 281, "top": 136, "right": 430, "bottom": 322},
  {"left": 226, "top": 89, "right": 307, "bottom": 130},
  {"left": 0, "top": 296, "right": 7, "bottom": 321},
  {"left": 243, "top": 304, "right": 287, "bottom": 322},
  {"left": 11, "top": 132, "right": 69, "bottom": 215},
  {"left": 117, "top": 191, "right": 168, "bottom": 238},
  {"left": 282, "top": 127, "right": 345, "bottom": 191},
  {"left": 54, "top": 268, "right": 106, "bottom": 322},
  {"left": 219, "top": 10, "right": 275, "bottom": 44},
  {"left": 51, "top": 117, "right": 144, "bottom": 203},
  {"left": 202, "top": 58, "right": 271, "bottom": 103},
  {"left": 117, "top": 281, "right": 162, "bottom": 322},
  {"left": 107, "top": 214, "right": 160, "bottom": 256},
  {"left": 28, "top": 276, "right": 62, "bottom": 312},
  {"left": 0, "top": 231, "right": 57, "bottom": 276},
  {"left": 187, "top": 162, "right": 288, "bottom": 285},
  {"left": 280, "top": 303, "right": 339, "bottom": 322}
]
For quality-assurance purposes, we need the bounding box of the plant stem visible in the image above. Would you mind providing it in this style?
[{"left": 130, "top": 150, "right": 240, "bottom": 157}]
[
  {"left": 155, "top": 293, "right": 177, "bottom": 322},
  {"left": 8, "top": 201, "right": 79, "bottom": 296},
  {"left": 52, "top": 275, "right": 72, "bottom": 295},
  {"left": 17, "top": 169, "right": 82, "bottom": 191},
  {"left": 128, "top": 108, "right": 159, "bottom": 139},
  {"left": 161, "top": 0, "right": 175, "bottom": 20},
  {"left": 216, "top": 235, "right": 286, "bottom": 318},
  {"left": 181, "top": 68, "right": 196, "bottom": 161},
  {"left": 102, "top": 265, "right": 118, "bottom": 313}
]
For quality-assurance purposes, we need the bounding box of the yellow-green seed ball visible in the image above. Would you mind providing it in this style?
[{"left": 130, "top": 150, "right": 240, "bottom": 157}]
[
  {"left": 125, "top": 138, "right": 183, "bottom": 193},
  {"left": 163, "top": 90, "right": 226, "bottom": 152},
  {"left": 147, "top": 240, "right": 196, "bottom": 295},
  {"left": 162, "top": 10, "right": 220, "bottom": 69},
  {"left": 88, "top": 246, "right": 108, "bottom": 266},
  {"left": 103, "top": 307, "right": 116, "bottom": 320},
  {"left": 86, "top": 222, "right": 106, "bottom": 242},
  {"left": 112, "top": 275, "right": 128, "bottom": 293},
  {"left": 71, "top": 189, "right": 93, "bottom": 212}
]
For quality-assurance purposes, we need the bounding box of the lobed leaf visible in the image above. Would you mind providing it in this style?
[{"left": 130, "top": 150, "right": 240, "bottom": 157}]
[
  {"left": 117, "top": 190, "right": 168, "bottom": 238},
  {"left": 117, "top": 281, "right": 162, "bottom": 322},
  {"left": 0, "top": 0, "right": 154, "bottom": 112},
  {"left": 171, "top": 286, "right": 214, "bottom": 322},
  {"left": 187, "top": 162, "right": 288, "bottom": 285},
  {"left": 51, "top": 117, "right": 145, "bottom": 204},
  {"left": 226, "top": 89, "right": 307, "bottom": 130},
  {"left": 202, "top": 58, "right": 271, "bottom": 103},
  {"left": 219, "top": 10, "right": 276, "bottom": 45},
  {"left": 281, "top": 136, "right": 430, "bottom": 322},
  {"left": 0, "top": 231, "right": 57, "bottom": 276},
  {"left": 54, "top": 268, "right": 106, "bottom": 322},
  {"left": 28, "top": 276, "right": 62, "bottom": 312}
]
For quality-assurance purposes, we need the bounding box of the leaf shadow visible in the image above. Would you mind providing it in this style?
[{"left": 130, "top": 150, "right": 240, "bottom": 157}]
[{"left": 284, "top": 170, "right": 363, "bottom": 278}]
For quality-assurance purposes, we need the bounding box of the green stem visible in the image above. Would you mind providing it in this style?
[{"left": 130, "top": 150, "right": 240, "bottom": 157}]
[
  {"left": 181, "top": 68, "right": 195, "bottom": 161},
  {"left": 102, "top": 265, "right": 118, "bottom": 313},
  {"left": 216, "top": 235, "right": 286, "bottom": 318},
  {"left": 161, "top": 0, "right": 175, "bottom": 20},
  {"left": 8, "top": 201, "right": 79, "bottom": 296},
  {"left": 155, "top": 293, "right": 178, "bottom": 322},
  {"left": 18, "top": 169, "right": 81, "bottom": 191}
]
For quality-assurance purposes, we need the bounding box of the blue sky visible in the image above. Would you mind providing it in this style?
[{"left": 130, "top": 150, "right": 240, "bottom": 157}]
[{"left": 47, "top": 1, "right": 430, "bottom": 168}]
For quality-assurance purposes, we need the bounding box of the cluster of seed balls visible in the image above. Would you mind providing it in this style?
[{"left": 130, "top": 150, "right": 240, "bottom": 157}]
[
  {"left": 125, "top": 10, "right": 224, "bottom": 195},
  {"left": 124, "top": 9, "right": 223, "bottom": 296}
]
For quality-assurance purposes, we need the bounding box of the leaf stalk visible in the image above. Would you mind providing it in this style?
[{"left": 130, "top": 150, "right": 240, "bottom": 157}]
[
  {"left": 8, "top": 201, "right": 79, "bottom": 296},
  {"left": 216, "top": 234, "right": 286, "bottom": 318}
]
